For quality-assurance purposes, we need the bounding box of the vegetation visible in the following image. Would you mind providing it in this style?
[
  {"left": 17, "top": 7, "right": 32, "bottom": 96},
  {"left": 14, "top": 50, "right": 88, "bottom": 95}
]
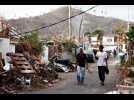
[
  {"left": 93, "top": 29, "right": 104, "bottom": 45},
  {"left": 84, "top": 29, "right": 104, "bottom": 46},
  {"left": 119, "top": 26, "right": 134, "bottom": 68},
  {"left": 62, "top": 40, "right": 77, "bottom": 52},
  {"left": 84, "top": 32, "right": 92, "bottom": 43},
  {"left": 112, "top": 22, "right": 127, "bottom": 50},
  {"left": 20, "top": 31, "right": 44, "bottom": 55},
  {"left": 127, "top": 26, "right": 134, "bottom": 41},
  {"left": 126, "top": 26, "right": 134, "bottom": 67}
]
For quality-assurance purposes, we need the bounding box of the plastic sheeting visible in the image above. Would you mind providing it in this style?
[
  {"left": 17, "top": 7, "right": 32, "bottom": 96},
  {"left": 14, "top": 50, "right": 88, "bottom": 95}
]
[{"left": 3, "top": 63, "right": 10, "bottom": 71}]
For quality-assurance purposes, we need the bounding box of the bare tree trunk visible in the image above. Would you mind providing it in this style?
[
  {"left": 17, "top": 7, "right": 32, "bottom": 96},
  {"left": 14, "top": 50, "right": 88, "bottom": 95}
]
[
  {"left": 88, "top": 36, "right": 91, "bottom": 44},
  {"left": 79, "top": 15, "right": 84, "bottom": 43},
  {"left": 100, "top": 38, "right": 103, "bottom": 45}
]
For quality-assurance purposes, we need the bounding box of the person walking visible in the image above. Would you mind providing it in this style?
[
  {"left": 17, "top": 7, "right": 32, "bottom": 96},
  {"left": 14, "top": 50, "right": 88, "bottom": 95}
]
[
  {"left": 113, "top": 49, "right": 117, "bottom": 58},
  {"left": 76, "top": 47, "right": 87, "bottom": 85},
  {"left": 85, "top": 47, "right": 95, "bottom": 73},
  {"left": 96, "top": 45, "right": 109, "bottom": 86}
]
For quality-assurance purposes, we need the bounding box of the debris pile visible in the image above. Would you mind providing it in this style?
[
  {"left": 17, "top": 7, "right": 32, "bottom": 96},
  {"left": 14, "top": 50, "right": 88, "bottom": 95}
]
[
  {"left": 0, "top": 21, "right": 60, "bottom": 94},
  {"left": 15, "top": 43, "right": 59, "bottom": 87},
  {"left": 116, "top": 60, "right": 134, "bottom": 94},
  {"left": 0, "top": 51, "right": 59, "bottom": 94}
]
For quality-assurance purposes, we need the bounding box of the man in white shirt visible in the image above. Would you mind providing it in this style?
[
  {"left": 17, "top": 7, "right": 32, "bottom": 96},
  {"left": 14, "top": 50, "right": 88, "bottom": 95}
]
[{"left": 96, "top": 45, "right": 108, "bottom": 86}]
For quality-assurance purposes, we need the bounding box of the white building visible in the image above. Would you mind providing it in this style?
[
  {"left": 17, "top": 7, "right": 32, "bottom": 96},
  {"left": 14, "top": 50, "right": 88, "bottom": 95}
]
[
  {"left": 91, "top": 36, "right": 98, "bottom": 44},
  {"left": 102, "top": 34, "right": 117, "bottom": 52},
  {"left": 90, "top": 34, "right": 117, "bottom": 52},
  {"left": 91, "top": 36, "right": 99, "bottom": 49}
]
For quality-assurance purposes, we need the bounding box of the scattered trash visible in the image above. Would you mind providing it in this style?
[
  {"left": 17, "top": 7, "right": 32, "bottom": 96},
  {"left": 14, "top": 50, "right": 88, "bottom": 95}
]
[
  {"left": 104, "top": 91, "right": 120, "bottom": 94},
  {"left": 47, "top": 83, "right": 53, "bottom": 87},
  {"left": 52, "top": 79, "right": 59, "bottom": 83},
  {"left": 43, "top": 80, "right": 48, "bottom": 83}
]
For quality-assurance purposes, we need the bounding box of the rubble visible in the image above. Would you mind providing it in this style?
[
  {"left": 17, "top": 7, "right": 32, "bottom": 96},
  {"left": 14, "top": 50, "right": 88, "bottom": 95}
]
[
  {"left": 116, "top": 61, "right": 134, "bottom": 94},
  {"left": 47, "top": 83, "right": 53, "bottom": 87},
  {"left": 0, "top": 20, "right": 60, "bottom": 94},
  {"left": 43, "top": 80, "right": 48, "bottom": 83},
  {"left": 104, "top": 91, "right": 120, "bottom": 94},
  {"left": 0, "top": 52, "right": 59, "bottom": 94},
  {"left": 52, "top": 79, "right": 59, "bottom": 83},
  {"left": 116, "top": 85, "right": 134, "bottom": 94},
  {"left": 0, "top": 86, "right": 16, "bottom": 94}
]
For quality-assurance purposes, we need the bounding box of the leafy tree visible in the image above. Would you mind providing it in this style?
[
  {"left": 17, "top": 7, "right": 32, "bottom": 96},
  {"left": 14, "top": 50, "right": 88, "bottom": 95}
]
[
  {"left": 84, "top": 29, "right": 104, "bottom": 47},
  {"left": 125, "top": 26, "right": 134, "bottom": 66},
  {"left": 20, "top": 31, "right": 43, "bottom": 55},
  {"left": 127, "top": 26, "right": 134, "bottom": 41}
]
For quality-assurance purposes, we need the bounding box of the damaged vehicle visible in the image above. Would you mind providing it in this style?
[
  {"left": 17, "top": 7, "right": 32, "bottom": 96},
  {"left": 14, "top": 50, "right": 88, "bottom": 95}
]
[
  {"left": 55, "top": 57, "right": 76, "bottom": 72},
  {"left": 47, "top": 56, "right": 70, "bottom": 73}
]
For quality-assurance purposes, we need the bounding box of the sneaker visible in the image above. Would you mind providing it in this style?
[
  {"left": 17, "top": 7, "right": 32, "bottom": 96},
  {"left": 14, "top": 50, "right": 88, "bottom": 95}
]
[
  {"left": 100, "top": 82, "right": 104, "bottom": 86},
  {"left": 80, "top": 82, "right": 84, "bottom": 85},
  {"left": 80, "top": 80, "right": 84, "bottom": 85},
  {"left": 77, "top": 81, "right": 81, "bottom": 85},
  {"left": 87, "top": 69, "right": 92, "bottom": 73}
]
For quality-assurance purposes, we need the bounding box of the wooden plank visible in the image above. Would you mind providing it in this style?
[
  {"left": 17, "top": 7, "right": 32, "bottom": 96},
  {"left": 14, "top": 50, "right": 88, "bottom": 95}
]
[
  {"left": 12, "top": 57, "right": 26, "bottom": 61},
  {"left": 35, "top": 61, "right": 41, "bottom": 65},
  {"left": 20, "top": 68, "right": 33, "bottom": 71},
  {"left": 11, "top": 53, "right": 24, "bottom": 57},
  {"left": 15, "top": 61, "right": 29, "bottom": 65},
  {"left": 14, "top": 59, "right": 26, "bottom": 62},
  {"left": 20, "top": 70, "right": 34, "bottom": 74},
  {"left": 19, "top": 66, "right": 32, "bottom": 69},
  {"left": 116, "top": 85, "right": 134, "bottom": 90}
]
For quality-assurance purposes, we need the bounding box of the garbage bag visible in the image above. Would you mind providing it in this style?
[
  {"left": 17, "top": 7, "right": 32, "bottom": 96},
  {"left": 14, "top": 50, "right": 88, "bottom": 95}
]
[{"left": 3, "top": 63, "right": 11, "bottom": 71}]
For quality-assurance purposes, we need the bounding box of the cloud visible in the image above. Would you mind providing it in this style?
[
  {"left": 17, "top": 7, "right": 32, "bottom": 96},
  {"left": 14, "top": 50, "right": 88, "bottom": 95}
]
[{"left": 0, "top": 5, "right": 66, "bottom": 19}]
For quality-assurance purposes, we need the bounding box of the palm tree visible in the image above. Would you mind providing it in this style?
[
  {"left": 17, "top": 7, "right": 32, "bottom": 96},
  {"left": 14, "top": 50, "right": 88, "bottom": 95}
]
[
  {"left": 84, "top": 32, "right": 92, "bottom": 44},
  {"left": 92, "top": 29, "right": 104, "bottom": 46},
  {"left": 79, "top": 15, "right": 84, "bottom": 43}
]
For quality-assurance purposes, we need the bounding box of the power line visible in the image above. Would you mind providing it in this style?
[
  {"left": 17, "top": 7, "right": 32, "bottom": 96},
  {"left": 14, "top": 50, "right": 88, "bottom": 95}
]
[{"left": 11, "top": 5, "right": 99, "bottom": 37}]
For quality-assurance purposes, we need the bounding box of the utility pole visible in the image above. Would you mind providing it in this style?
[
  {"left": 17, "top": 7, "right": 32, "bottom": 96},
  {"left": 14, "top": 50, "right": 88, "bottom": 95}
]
[
  {"left": 126, "top": 5, "right": 130, "bottom": 54},
  {"left": 68, "top": 5, "right": 71, "bottom": 40},
  {"left": 79, "top": 15, "right": 84, "bottom": 43},
  {"left": 127, "top": 5, "right": 130, "bottom": 32},
  {"left": 82, "top": 16, "right": 85, "bottom": 49}
]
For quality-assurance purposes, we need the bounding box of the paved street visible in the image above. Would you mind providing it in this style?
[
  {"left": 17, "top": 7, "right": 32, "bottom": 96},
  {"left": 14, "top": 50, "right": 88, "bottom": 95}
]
[{"left": 19, "top": 58, "right": 120, "bottom": 94}]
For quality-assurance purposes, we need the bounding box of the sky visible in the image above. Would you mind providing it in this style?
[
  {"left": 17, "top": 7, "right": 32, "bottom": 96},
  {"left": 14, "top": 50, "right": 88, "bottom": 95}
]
[{"left": 0, "top": 5, "right": 134, "bottom": 22}]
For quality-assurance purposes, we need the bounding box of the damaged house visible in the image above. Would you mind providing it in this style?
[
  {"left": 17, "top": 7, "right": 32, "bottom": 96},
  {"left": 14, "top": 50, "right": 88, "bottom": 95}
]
[
  {"left": 0, "top": 18, "right": 16, "bottom": 67},
  {"left": 0, "top": 18, "right": 59, "bottom": 94}
]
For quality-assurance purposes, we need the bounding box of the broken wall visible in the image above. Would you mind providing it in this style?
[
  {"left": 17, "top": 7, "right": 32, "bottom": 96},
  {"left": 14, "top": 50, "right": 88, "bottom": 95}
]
[
  {"left": 9, "top": 43, "right": 15, "bottom": 54},
  {"left": 0, "top": 38, "right": 10, "bottom": 63}
]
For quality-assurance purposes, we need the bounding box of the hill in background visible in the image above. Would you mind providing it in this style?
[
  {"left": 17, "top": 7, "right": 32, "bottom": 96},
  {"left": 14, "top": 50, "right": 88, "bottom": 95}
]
[{"left": 8, "top": 6, "right": 130, "bottom": 39}]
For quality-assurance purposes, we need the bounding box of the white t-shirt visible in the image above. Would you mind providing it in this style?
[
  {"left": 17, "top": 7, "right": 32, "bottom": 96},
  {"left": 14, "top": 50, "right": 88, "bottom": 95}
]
[{"left": 96, "top": 51, "right": 107, "bottom": 66}]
